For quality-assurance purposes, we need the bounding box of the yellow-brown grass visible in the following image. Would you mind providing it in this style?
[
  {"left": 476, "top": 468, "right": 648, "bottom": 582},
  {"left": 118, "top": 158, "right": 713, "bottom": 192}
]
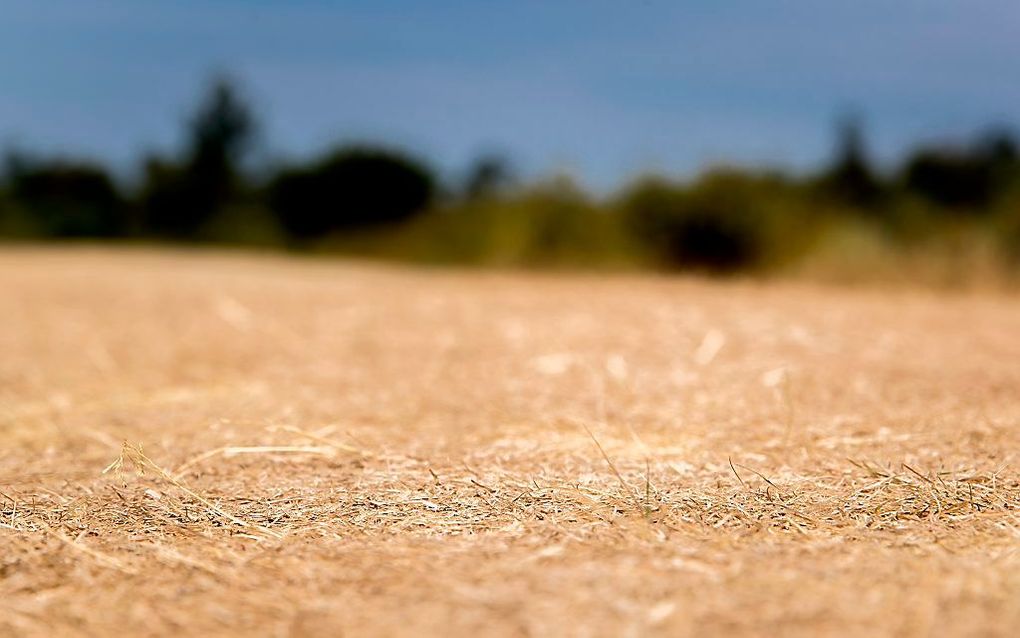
[{"left": 2, "top": 246, "right": 1020, "bottom": 637}]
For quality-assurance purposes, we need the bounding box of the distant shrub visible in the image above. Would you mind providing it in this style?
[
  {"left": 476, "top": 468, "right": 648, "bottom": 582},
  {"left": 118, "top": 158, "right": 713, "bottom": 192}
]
[
  {"left": 0, "top": 188, "right": 20, "bottom": 236},
  {"left": 462, "top": 154, "right": 515, "bottom": 201},
  {"left": 138, "top": 158, "right": 214, "bottom": 238},
  {"left": 903, "top": 152, "right": 997, "bottom": 210},
  {"left": 498, "top": 179, "right": 634, "bottom": 267},
  {"left": 363, "top": 176, "right": 638, "bottom": 268},
  {"left": 6, "top": 159, "right": 127, "bottom": 237},
  {"left": 901, "top": 131, "right": 1019, "bottom": 212},
  {"left": 993, "top": 193, "right": 1020, "bottom": 268},
  {"left": 619, "top": 171, "right": 814, "bottom": 273},
  {"left": 268, "top": 147, "right": 435, "bottom": 239}
]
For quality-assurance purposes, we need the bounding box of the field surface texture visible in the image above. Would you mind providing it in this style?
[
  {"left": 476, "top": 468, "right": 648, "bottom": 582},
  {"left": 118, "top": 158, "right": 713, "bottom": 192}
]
[{"left": 2, "top": 248, "right": 1020, "bottom": 637}]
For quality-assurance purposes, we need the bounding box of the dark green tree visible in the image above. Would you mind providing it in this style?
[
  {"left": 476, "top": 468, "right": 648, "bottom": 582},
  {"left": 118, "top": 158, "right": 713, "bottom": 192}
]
[
  {"left": 4, "top": 154, "right": 127, "bottom": 237},
  {"left": 820, "top": 115, "right": 883, "bottom": 208},
  {"left": 140, "top": 77, "right": 256, "bottom": 237},
  {"left": 268, "top": 147, "right": 435, "bottom": 239},
  {"left": 901, "top": 130, "right": 1018, "bottom": 212}
]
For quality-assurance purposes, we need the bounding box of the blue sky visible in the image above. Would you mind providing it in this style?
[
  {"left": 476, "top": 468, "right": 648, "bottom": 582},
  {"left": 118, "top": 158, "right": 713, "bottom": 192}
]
[{"left": 2, "top": 0, "right": 1019, "bottom": 189}]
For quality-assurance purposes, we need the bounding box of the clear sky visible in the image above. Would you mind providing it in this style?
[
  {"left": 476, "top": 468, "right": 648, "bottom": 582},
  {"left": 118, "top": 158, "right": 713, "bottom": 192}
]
[{"left": 2, "top": 0, "right": 1018, "bottom": 189}]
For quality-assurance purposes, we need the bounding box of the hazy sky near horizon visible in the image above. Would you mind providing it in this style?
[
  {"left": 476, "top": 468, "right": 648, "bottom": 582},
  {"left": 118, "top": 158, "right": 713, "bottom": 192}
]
[{"left": 2, "top": 0, "right": 1019, "bottom": 188}]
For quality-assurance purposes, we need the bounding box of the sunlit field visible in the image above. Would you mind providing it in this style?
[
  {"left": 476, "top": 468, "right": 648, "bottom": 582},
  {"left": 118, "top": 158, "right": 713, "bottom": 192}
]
[{"left": 3, "top": 247, "right": 1020, "bottom": 636}]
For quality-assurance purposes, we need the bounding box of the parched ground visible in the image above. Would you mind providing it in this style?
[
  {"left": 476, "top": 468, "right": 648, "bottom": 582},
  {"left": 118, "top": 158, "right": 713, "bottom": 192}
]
[{"left": 2, "top": 247, "right": 1020, "bottom": 637}]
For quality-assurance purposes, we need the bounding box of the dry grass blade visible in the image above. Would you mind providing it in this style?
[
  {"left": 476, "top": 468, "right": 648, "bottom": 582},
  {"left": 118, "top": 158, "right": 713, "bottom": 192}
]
[
  {"left": 271, "top": 425, "right": 373, "bottom": 457},
  {"left": 144, "top": 542, "right": 225, "bottom": 576},
  {"left": 106, "top": 442, "right": 283, "bottom": 539},
  {"left": 172, "top": 445, "right": 337, "bottom": 478},
  {"left": 728, "top": 457, "right": 747, "bottom": 489},
  {"left": 43, "top": 526, "right": 138, "bottom": 575},
  {"left": 575, "top": 419, "right": 640, "bottom": 508}
]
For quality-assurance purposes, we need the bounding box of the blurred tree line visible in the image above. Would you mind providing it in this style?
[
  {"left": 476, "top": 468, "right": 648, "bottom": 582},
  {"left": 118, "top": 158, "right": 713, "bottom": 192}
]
[{"left": 1, "top": 78, "right": 1019, "bottom": 279}]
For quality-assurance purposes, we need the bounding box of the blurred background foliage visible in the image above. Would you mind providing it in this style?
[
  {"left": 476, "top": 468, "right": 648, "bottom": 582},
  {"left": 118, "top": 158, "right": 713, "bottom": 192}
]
[{"left": 1, "top": 77, "right": 1019, "bottom": 285}]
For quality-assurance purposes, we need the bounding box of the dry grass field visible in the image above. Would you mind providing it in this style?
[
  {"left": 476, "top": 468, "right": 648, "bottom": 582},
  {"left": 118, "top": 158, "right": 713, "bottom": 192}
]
[{"left": 3, "top": 247, "right": 1020, "bottom": 637}]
